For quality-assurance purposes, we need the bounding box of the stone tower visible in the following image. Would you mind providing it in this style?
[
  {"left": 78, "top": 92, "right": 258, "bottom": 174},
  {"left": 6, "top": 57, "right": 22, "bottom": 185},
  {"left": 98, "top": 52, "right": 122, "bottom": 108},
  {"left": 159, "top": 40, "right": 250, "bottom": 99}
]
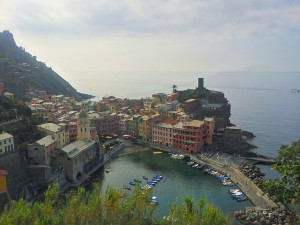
[
  {"left": 77, "top": 110, "right": 90, "bottom": 141},
  {"left": 198, "top": 78, "right": 204, "bottom": 90}
]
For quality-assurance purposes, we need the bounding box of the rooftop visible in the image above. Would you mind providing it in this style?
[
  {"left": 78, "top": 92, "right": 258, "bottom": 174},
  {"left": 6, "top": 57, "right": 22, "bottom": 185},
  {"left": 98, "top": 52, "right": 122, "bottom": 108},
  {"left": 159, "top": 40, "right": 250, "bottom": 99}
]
[
  {"left": 62, "top": 140, "right": 95, "bottom": 158},
  {"left": 36, "top": 135, "right": 56, "bottom": 146},
  {"left": 185, "top": 120, "right": 204, "bottom": 127},
  {"left": 0, "top": 132, "right": 13, "bottom": 140},
  {"left": 38, "top": 123, "right": 62, "bottom": 133}
]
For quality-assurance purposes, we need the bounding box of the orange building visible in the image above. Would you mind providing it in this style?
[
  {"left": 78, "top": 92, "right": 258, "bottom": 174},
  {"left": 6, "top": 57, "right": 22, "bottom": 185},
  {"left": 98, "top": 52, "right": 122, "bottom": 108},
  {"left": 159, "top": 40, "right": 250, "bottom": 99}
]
[{"left": 0, "top": 170, "right": 8, "bottom": 192}]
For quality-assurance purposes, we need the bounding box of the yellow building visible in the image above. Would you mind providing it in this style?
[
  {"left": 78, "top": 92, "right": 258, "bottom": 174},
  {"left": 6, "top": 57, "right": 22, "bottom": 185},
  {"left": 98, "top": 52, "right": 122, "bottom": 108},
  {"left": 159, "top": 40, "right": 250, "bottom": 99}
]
[
  {"left": 138, "top": 116, "right": 150, "bottom": 140},
  {"left": 38, "top": 123, "right": 69, "bottom": 149}
]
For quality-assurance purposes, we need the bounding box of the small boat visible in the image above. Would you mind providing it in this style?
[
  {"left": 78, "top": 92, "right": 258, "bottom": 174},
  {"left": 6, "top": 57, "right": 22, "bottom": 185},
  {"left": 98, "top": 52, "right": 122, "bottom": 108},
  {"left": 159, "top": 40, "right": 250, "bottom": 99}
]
[
  {"left": 152, "top": 196, "right": 157, "bottom": 200},
  {"left": 177, "top": 154, "right": 185, "bottom": 159},
  {"left": 171, "top": 154, "right": 179, "bottom": 159},
  {"left": 196, "top": 164, "right": 204, "bottom": 169},
  {"left": 232, "top": 191, "right": 243, "bottom": 196},
  {"left": 150, "top": 199, "right": 159, "bottom": 204},
  {"left": 192, "top": 164, "right": 199, "bottom": 168},
  {"left": 222, "top": 181, "right": 234, "bottom": 186},
  {"left": 237, "top": 196, "right": 248, "bottom": 202},
  {"left": 228, "top": 189, "right": 240, "bottom": 194},
  {"left": 233, "top": 194, "right": 245, "bottom": 199},
  {"left": 187, "top": 161, "right": 194, "bottom": 166},
  {"left": 129, "top": 181, "right": 136, "bottom": 186},
  {"left": 123, "top": 185, "right": 131, "bottom": 190},
  {"left": 153, "top": 151, "right": 163, "bottom": 154},
  {"left": 147, "top": 181, "right": 156, "bottom": 186},
  {"left": 142, "top": 176, "right": 148, "bottom": 180}
]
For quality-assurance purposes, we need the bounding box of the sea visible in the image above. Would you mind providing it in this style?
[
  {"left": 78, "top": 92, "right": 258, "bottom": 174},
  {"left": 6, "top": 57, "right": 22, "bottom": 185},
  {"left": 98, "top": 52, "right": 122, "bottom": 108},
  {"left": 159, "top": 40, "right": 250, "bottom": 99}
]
[{"left": 70, "top": 72, "right": 300, "bottom": 222}]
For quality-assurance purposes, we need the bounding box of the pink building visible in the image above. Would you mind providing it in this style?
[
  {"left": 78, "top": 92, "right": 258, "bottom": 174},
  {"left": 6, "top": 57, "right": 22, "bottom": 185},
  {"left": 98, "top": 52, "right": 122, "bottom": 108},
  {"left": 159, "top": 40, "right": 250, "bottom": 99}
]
[{"left": 152, "top": 119, "right": 178, "bottom": 146}]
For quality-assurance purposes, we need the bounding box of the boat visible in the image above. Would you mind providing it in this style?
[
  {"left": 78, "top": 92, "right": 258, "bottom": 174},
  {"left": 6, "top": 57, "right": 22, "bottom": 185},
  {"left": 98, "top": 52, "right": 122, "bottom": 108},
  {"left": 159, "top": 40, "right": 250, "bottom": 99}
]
[
  {"left": 237, "top": 196, "right": 248, "bottom": 202},
  {"left": 142, "top": 176, "right": 148, "bottom": 180},
  {"left": 187, "top": 161, "right": 194, "bottom": 166},
  {"left": 123, "top": 185, "right": 131, "bottom": 190},
  {"left": 222, "top": 181, "right": 234, "bottom": 186},
  {"left": 150, "top": 199, "right": 159, "bottom": 205},
  {"left": 171, "top": 154, "right": 179, "bottom": 159},
  {"left": 152, "top": 196, "right": 157, "bottom": 200},
  {"left": 129, "top": 181, "right": 136, "bottom": 186},
  {"left": 192, "top": 164, "right": 199, "bottom": 168},
  {"left": 196, "top": 164, "right": 204, "bottom": 169},
  {"left": 153, "top": 151, "right": 163, "bottom": 154},
  {"left": 233, "top": 194, "right": 245, "bottom": 199},
  {"left": 228, "top": 189, "right": 240, "bottom": 194},
  {"left": 147, "top": 181, "right": 156, "bottom": 186},
  {"left": 177, "top": 154, "right": 185, "bottom": 159},
  {"left": 232, "top": 191, "right": 243, "bottom": 196}
]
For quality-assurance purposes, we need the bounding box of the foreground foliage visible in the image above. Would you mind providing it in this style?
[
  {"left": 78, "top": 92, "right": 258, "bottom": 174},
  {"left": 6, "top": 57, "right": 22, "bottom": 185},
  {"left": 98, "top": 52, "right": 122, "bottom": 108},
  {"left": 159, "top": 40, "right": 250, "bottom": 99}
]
[
  {"left": 0, "top": 184, "right": 231, "bottom": 225},
  {"left": 260, "top": 140, "right": 300, "bottom": 217}
]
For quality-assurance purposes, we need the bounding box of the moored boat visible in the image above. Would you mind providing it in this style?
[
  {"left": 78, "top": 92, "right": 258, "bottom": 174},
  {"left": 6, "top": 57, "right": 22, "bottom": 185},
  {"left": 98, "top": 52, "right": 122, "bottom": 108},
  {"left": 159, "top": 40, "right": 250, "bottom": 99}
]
[
  {"left": 153, "top": 151, "right": 163, "bottom": 154},
  {"left": 187, "top": 161, "right": 194, "bottom": 166},
  {"left": 129, "top": 181, "right": 136, "bottom": 186}
]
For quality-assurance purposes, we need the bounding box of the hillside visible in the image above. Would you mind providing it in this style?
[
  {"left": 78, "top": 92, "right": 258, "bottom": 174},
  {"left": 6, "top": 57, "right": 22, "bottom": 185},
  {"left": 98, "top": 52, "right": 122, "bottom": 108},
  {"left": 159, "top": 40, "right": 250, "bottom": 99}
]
[{"left": 0, "top": 30, "right": 92, "bottom": 100}]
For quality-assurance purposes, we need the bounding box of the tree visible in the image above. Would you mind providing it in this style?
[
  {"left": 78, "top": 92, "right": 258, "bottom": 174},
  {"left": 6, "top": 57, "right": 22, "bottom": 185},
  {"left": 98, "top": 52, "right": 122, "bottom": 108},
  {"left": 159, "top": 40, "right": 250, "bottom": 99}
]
[{"left": 260, "top": 140, "right": 300, "bottom": 208}]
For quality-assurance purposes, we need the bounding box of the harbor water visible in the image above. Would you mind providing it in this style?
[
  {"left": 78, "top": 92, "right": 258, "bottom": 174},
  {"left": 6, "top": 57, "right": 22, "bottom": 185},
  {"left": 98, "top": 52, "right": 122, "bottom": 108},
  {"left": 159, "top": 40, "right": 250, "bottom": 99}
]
[{"left": 96, "top": 149, "right": 253, "bottom": 222}]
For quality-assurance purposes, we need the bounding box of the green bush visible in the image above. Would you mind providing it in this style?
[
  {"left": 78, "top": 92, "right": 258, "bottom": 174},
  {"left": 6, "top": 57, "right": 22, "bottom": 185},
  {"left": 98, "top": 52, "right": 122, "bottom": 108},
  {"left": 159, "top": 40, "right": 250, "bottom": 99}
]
[{"left": 0, "top": 184, "right": 231, "bottom": 225}]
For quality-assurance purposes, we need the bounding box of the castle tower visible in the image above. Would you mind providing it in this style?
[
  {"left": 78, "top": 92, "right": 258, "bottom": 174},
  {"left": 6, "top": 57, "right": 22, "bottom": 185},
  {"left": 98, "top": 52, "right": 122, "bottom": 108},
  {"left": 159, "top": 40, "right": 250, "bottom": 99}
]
[
  {"left": 198, "top": 78, "right": 204, "bottom": 89},
  {"left": 77, "top": 110, "right": 90, "bottom": 141}
]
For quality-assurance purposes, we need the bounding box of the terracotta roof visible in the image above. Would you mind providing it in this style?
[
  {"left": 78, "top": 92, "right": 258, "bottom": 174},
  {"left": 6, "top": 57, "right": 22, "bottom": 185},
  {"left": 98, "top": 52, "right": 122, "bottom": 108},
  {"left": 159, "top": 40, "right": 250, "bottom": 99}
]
[{"left": 161, "top": 119, "right": 179, "bottom": 125}]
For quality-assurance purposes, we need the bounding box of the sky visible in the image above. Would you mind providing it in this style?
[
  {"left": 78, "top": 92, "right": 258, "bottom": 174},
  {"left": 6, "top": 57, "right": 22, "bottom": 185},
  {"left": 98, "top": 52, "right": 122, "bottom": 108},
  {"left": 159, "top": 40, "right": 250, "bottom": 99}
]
[{"left": 1, "top": 0, "right": 300, "bottom": 82}]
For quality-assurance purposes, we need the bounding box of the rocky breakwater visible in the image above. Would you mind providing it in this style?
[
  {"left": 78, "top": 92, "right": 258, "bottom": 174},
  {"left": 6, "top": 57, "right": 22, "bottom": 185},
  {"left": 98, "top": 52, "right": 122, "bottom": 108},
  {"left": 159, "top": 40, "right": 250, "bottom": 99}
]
[
  {"left": 241, "top": 164, "right": 265, "bottom": 185},
  {"left": 234, "top": 203, "right": 296, "bottom": 225}
]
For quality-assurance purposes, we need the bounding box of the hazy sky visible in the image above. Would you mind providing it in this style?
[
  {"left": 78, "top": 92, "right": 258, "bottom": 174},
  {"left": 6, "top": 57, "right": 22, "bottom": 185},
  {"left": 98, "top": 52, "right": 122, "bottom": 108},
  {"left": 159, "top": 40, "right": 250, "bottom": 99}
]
[{"left": 1, "top": 0, "right": 300, "bottom": 80}]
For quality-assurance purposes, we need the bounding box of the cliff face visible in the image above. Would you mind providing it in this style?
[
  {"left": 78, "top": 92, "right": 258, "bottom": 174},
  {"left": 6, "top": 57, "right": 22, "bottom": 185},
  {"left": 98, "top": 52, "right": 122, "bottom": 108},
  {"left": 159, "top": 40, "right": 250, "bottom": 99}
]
[{"left": 0, "top": 30, "right": 92, "bottom": 100}]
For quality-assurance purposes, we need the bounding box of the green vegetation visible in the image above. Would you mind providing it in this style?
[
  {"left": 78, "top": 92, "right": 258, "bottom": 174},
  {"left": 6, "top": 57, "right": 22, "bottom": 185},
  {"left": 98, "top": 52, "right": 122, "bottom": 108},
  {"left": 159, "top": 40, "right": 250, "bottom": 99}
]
[
  {"left": 0, "top": 97, "right": 44, "bottom": 153},
  {"left": 0, "top": 97, "right": 31, "bottom": 123},
  {"left": 259, "top": 140, "right": 300, "bottom": 217},
  {"left": 0, "top": 184, "right": 231, "bottom": 225}
]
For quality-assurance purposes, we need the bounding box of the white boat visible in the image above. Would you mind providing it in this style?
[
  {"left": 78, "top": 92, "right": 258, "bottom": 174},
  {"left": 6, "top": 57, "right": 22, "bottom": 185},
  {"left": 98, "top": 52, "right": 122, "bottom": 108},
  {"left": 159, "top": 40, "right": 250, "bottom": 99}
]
[
  {"left": 177, "top": 154, "right": 185, "bottom": 159},
  {"left": 228, "top": 189, "right": 240, "bottom": 194},
  {"left": 171, "top": 154, "right": 179, "bottom": 159},
  {"left": 192, "top": 164, "right": 199, "bottom": 168},
  {"left": 152, "top": 196, "right": 157, "bottom": 200},
  {"left": 187, "top": 161, "right": 194, "bottom": 166},
  {"left": 232, "top": 191, "right": 243, "bottom": 196}
]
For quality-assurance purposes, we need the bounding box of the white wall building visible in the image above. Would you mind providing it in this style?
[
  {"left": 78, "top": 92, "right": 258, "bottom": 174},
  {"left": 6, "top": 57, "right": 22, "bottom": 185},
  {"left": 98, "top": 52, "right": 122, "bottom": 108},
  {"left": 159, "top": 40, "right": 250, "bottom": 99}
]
[{"left": 0, "top": 132, "right": 14, "bottom": 155}]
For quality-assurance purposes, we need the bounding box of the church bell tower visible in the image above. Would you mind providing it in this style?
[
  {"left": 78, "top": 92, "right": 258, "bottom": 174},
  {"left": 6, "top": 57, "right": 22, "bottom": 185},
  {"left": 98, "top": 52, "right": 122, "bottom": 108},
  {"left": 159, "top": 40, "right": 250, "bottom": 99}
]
[{"left": 77, "top": 110, "right": 90, "bottom": 141}]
